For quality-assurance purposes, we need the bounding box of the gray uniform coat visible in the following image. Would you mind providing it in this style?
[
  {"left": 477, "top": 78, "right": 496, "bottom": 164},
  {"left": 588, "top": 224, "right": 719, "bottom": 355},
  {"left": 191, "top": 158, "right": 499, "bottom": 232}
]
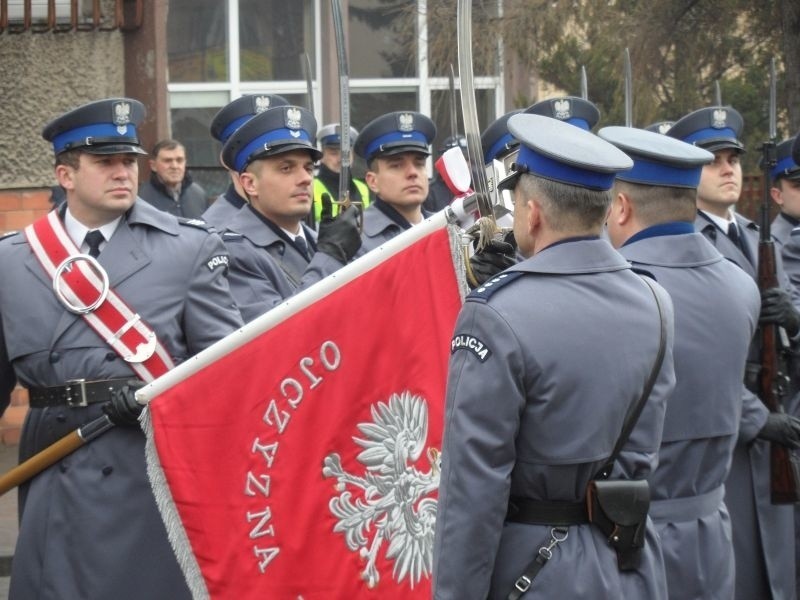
[
  {"left": 432, "top": 238, "right": 676, "bottom": 600},
  {"left": 356, "top": 199, "right": 430, "bottom": 257},
  {"left": 772, "top": 212, "right": 798, "bottom": 248},
  {"left": 201, "top": 185, "right": 247, "bottom": 230},
  {"left": 621, "top": 230, "right": 760, "bottom": 600},
  {"left": 0, "top": 200, "right": 243, "bottom": 600},
  {"left": 695, "top": 211, "right": 797, "bottom": 600},
  {"left": 221, "top": 205, "right": 343, "bottom": 323}
]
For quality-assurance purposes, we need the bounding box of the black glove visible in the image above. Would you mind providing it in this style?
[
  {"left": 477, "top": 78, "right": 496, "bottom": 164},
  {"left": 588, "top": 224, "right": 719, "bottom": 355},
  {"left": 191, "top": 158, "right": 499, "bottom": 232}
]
[
  {"left": 102, "top": 381, "right": 145, "bottom": 427},
  {"left": 468, "top": 230, "right": 518, "bottom": 288},
  {"left": 316, "top": 193, "right": 362, "bottom": 264},
  {"left": 760, "top": 287, "right": 800, "bottom": 337},
  {"left": 757, "top": 412, "right": 800, "bottom": 449}
]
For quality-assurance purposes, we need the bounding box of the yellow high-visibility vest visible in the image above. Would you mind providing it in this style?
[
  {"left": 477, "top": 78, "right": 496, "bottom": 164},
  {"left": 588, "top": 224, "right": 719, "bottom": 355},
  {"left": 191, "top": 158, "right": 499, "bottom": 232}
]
[{"left": 312, "top": 178, "right": 370, "bottom": 222}]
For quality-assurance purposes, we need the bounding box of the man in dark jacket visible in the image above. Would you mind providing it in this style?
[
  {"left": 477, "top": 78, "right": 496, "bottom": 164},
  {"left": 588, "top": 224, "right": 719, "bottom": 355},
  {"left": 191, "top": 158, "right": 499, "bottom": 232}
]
[{"left": 138, "top": 139, "right": 210, "bottom": 219}]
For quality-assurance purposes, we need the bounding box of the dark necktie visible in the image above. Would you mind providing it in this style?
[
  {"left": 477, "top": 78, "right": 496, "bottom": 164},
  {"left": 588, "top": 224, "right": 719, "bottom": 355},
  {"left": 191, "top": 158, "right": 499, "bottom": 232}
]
[
  {"left": 727, "top": 222, "right": 742, "bottom": 249},
  {"left": 84, "top": 230, "right": 104, "bottom": 258},
  {"left": 293, "top": 235, "right": 310, "bottom": 261},
  {"left": 727, "top": 222, "right": 752, "bottom": 262}
]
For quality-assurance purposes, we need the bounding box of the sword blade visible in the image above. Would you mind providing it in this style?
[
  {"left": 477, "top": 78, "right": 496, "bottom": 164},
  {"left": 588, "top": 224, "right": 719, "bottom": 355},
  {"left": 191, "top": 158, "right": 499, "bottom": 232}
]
[
  {"left": 457, "top": 0, "right": 493, "bottom": 220},
  {"left": 449, "top": 64, "right": 459, "bottom": 140},
  {"left": 581, "top": 65, "right": 588, "bottom": 100},
  {"left": 624, "top": 48, "right": 633, "bottom": 127},
  {"left": 331, "top": 0, "right": 351, "bottom": 203},
  {"left": 302, "top": 52, "right": 315, "bottom": 117},
  {"left": 769, "top": 58, "right": 777, "bottom": 141}
]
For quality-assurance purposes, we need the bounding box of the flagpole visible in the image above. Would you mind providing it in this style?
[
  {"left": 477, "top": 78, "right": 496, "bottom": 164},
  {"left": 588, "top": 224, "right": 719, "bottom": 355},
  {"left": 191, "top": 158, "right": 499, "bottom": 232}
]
[{"left": 136, "top": 211, "right": 457, "bottom": 403}]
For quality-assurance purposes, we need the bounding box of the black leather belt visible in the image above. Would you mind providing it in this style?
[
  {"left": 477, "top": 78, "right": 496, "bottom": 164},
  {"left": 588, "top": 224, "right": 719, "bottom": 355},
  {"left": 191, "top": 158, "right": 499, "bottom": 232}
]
[
  {"left": 28, "top": 378, "right": 132, "bottom": 409},
  {"left": 506, "top": 496, "right": 589, "bottom": 526}
]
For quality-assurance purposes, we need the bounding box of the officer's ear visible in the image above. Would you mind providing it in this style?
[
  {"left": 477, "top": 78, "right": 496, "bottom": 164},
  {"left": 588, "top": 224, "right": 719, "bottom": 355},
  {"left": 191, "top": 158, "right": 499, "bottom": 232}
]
[
  {"left": 54, "top": 164, "right": 76, "bottom": 191},
  {"left": 238, "top": 167, "right": 259, "bottom": 198}
]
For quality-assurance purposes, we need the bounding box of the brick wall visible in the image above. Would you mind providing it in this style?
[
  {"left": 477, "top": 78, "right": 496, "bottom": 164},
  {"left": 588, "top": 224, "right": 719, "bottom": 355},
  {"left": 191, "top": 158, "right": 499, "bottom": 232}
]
[
  {"left": 0, "top": 188, "right": 52, "bottom": 235},
  {"left": 0, "top": 188, "right": 50, "bottom": 445}
]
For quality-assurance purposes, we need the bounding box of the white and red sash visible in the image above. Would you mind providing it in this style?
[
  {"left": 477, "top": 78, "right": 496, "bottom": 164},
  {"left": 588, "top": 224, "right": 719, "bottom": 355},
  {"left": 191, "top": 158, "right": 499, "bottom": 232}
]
[{"left": 24, "top": 211, "right": 174, "bottom": 382}]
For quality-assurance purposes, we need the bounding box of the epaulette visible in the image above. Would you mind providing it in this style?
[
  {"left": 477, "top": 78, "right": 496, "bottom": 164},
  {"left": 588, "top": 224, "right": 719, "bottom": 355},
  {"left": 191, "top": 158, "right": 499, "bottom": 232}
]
[
  {"left": 178, "top": 217, "right": 214, "bottom": 232},
  {"left": 0, "top": 230, "right": 20, "bottom": 242},
  {"left": 221, "top": 231, "right": 244, "bottom": 242},
  {"left": 466, "top": 271, "right": 524, "bottom": 303}
]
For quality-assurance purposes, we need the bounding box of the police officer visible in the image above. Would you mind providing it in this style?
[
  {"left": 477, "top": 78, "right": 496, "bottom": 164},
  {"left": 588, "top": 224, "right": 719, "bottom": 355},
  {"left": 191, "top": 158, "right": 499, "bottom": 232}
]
[
  {"left": 203, "top": 93, "right": 290, "bottom": 228},
  {"left": 466, "top": 99, "right": 603, "bottom": 289},
  {"left": 219, "top": 104, "right": 361, "bottom": 323},
  {"left": 0, "top": 98, "right": 244, "bottom": 599},
  {"left": 138, "top": 138, "right": 211, "bottom": 219},
  {"left": 432, "top": 113, "right": 676, "bottom": 600},
  {"left": 601, "top": 125, "right": 761, "bottom": 599},
  {"left": 312, "top": 123, "right": 370, "bottom": 223},
  {"left": 769, "top": 136, "right": 800, "bottom": 247},
  {"left": 670, "top": 106, "right": 800, "bottom": 600},
  {"left": 353, "top": 111, "right": 436, "bottom": 256}
]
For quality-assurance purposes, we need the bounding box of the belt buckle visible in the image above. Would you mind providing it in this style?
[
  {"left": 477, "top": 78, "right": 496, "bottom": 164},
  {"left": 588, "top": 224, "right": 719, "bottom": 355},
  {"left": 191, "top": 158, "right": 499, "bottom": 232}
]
[
  {"left": 64, "top": 379, "right": 88, "bottom": 408},
  {"left": 514, "top": 575, "right": 531, "bottom": 593}
]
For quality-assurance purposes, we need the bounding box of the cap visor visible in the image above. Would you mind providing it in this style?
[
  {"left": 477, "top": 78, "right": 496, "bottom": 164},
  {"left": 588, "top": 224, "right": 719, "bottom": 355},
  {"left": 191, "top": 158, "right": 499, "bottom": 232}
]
[
  {"left": 81, "top": 144, "right": 148, "bottom": 156},
  {"left": 374, "top": 145, "right": 430, "bottom": 159},
  {"left": 497, "top": 170, "right": 522, "bottom": 192},
  {"left": 696, "top": 140, "right": 745, "bottom": 154},
  {"left": 256, "top": 143, "right": 323, "bottom": 162}
]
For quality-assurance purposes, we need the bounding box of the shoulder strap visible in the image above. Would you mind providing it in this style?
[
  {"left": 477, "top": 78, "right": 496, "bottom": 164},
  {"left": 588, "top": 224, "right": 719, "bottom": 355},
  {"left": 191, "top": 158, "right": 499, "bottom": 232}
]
[
  {"left": 24, "top": 211, "right": 175, "bottom": 382},
  {"left": 594, "top": 275, "right": 668, "bottom": 480}
]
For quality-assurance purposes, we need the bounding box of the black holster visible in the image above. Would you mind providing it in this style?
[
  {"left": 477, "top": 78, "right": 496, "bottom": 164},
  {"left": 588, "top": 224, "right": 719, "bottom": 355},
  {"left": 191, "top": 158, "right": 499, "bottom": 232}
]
[{"left": 586, "top": 479, "right": 650, "bottom": 571}]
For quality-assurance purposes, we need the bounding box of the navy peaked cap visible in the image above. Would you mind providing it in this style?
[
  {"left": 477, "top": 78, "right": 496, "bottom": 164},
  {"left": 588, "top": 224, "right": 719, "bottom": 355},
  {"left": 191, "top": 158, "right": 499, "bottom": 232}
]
[
  {"left": 317, "top": 123, "right": 359, "bottom": 147},
  {"left": 768, "top": 136, "right": 800, "bottom": 181},
  {"left": 42, "top": 98, "right": 147, "bottom": 156},
  {"left": 221, "top": 105, "right": 321, "bottom": 172},
  {"left": 354, "top": 111, "right": 436, "bottom": 162},
  {"left": 481, "top": 110, "right": 523, "bottom": 165},
  {"left": 524, "top": 96, "right": 600, "bottom": 131},
  {"left": 667, "top": 106, "right": 745, "bottom": 153},
  {"left": 499, "top": 114, "right": 632, "bottom": 192},
  {"left": 210, "top": 94, "right": 290, "bottom": 143},
  {"left": 598, "top": 126, "right": 714, "bottom": 188}
]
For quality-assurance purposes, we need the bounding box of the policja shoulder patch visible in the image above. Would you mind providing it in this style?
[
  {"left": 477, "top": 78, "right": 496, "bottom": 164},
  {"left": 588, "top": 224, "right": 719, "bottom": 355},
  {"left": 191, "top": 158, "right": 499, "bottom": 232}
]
[
  {"left": 451, "top": 334, "right": 492, "bottom": 362},
  {"left": 206, "top": 254, "right": 229, "bottom": 271}
]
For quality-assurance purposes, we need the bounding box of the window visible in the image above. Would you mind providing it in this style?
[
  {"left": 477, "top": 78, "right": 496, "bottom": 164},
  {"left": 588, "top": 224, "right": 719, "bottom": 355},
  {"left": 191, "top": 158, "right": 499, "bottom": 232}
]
[{"left": 167, "top": 0, "right": 504, "bottom": 189}]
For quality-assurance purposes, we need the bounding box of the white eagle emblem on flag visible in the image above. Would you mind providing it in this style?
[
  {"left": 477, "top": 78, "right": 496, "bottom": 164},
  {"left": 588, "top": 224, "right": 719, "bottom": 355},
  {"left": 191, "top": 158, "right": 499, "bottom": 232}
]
[
  {"left": 322, "top": 391, "right": 440, "bottom": 589},
  {"left": 398, "top": 113, "right": 414, "bottom": 132},
  {"left": 554, "top": 98, "right": 571, "bottom": 120},
  {"left": 254, "top": 96, "right": 271, "bottom": 113},
  {"left": 712, "top": 109, "right": 727, "bottom": 129},
  {"left": 286, "top": 107, "right": 302, "bottom": 129},
  {"left": 658, "top": 122, "right": 672, "bottom": 135},
  {"left": 113, "top": 101, "right": 131, "bottom": 134}
]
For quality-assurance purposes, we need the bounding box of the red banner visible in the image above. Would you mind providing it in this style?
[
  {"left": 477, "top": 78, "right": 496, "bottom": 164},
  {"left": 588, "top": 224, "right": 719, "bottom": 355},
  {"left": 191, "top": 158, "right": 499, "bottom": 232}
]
[{"left": 144, "top": 223, "right": 464, "bottom": 599}]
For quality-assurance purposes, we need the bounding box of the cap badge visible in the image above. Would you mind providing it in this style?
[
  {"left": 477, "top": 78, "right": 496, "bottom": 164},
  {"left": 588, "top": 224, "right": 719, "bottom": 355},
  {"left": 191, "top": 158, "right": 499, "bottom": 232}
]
[
  {"left": 399, "top": 113, "right": 414, "bottom": 132},
  {"left": 113, "top": 101, "right": 131, "bottom": 134},
  {"left": 554, "top": 98, "right": 571, "bottom": 120},
  {"left": 254, "top": 96, "right": 271, "bottom": 113},
  {"left": 286, "top": 107, "right": 302, "bottom": 129},
  {"left": 712, "top": 109, "right": 727, "bottom": 129}
]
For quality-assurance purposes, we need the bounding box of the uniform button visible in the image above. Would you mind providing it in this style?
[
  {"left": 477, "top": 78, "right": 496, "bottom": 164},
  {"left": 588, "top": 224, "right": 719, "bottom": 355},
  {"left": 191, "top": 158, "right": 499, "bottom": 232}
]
[
  {"left": 101, "top": 466, "right": 113, "bottom": 476},
  {"left": 105, "top": 352, "right": 117, "bottom": 362},
  {"left": 49, "top": 352, "right": 61, "bottom": 364},
  {"left": 55, "top": 413, "right": 66, "bottom": 423}
]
